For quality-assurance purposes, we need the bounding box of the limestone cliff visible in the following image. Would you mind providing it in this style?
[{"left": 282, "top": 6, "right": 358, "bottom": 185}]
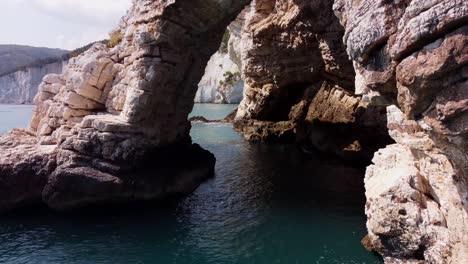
[
  {"left": 0, "top": 45, "right": 67, "bottom": 76},
  {"left": 234, "top": 0, "right": 467, "bottom": 262},
  {"left": 194, "top": 11, "right": 250, "bottom": 105},
  {"left": 333, "top": 1, "right": 468, "bottom": 262},
  {"left": 194, "top": 50, "right": 244, "bottom": 104},
  {"left": 233, "top": 0, "right": 391, "bottom": 163},
  {"left": 0, "top": 42, "right": 106, "bottom": 104},
  {"left": 0, "top": 61, "right": 65, "bottom": 104}
]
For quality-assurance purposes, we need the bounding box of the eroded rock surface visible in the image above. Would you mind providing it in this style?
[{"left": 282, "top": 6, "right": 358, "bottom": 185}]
[
  {"left": 0, "top": 0, "right": 250, "bottom": 212},
  {"left": 366, "top": 106, "right": 467, "bottom": 264},
  {"left": 333, "top": 0, "right": 468, "bottom": 263},
  {"left": 233, "top": 0, "right": 391, "bottom": 163},
  {"left": 233, "top": 0, "right": 467, "bottom": 262}
]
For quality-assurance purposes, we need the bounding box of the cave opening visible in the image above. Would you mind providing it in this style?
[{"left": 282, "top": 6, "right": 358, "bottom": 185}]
[{"left": 259, "top": 81, "right": 313, "bottom": 122}]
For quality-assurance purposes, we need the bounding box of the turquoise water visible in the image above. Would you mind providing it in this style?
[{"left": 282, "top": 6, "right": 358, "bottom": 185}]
[
  {"left": 0, "top": 104, "right": 35, "bottom": 134},
  {"left": 0, "top": 104, "right": 382, "bottom": 264},
  {"left": 189, "top": 103, "right": 237, "bottom": 120}
]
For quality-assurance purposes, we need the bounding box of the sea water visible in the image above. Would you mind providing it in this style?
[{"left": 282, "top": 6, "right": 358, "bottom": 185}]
[{"left": 0, "top": 104, "right": 382, "bottom": 264}]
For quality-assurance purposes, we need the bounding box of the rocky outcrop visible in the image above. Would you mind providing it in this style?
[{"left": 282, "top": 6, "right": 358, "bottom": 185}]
[
  {"left": 194, "top": 50, "right": 244, "bottom": 104},
  {"left": 232, "top": 0, "right": 391, "bottom": 163},
  {"left": 236, "top": 0, "right": 356, "bottom": 121},
  {"left": 0, "top": 0, "right": 251, "bottom": 212},
  {"left": 232, "top": 0, "right": 467, "bottom": 262},
  {"left": 333, "top": 0, "right": 468, "bottom": 263},
  {"left": 0, "top": 128, "right": 215, "bottom": 211},
  {"left": 365, "top": 106, "right": 467, "bottom": 264},
  {"left": 0, "top": 61, "right": 64, "bottom": 104},
  {"left": 0, "top": 129, "right": 56, "bottom": 211}
]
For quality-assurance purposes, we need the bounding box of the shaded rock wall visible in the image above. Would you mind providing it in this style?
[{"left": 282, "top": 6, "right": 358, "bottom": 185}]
[
  {"left": 233, "top": 0, "right": 391, "bottom": 163},
  {"left": 236, "top": 0, "right": 356, "bottom": 121},
  {"left": 232, "top": 0, "right": 467, "bottom": 262},
  {"left": 333, "top": 0, "right": 467, "bottom": 262}
]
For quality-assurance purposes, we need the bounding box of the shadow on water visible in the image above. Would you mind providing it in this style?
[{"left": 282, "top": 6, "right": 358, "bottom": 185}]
[{"left": 0, "top": 104, "right": 383, "bottom": 264}]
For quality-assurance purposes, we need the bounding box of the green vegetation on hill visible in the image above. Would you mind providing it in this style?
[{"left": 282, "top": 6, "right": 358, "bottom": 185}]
[{"left": 0, "top": 45, "right": 68, "bottom": 76}]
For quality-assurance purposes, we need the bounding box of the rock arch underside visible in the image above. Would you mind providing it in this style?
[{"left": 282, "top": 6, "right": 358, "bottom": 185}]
[{"left": 0, "top": 0, "right": 467, "bottom": 263}]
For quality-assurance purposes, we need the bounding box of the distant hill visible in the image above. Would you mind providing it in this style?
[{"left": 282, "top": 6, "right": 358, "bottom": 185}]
[
  {"left": 0, "top": 45, "right": 69, "bottom": 76},
  {"left": 0, "top": 41, "right": 110, "bottom": 78},
  {"left": 0, "top": 41, "right": 109, "bottom": 104}
]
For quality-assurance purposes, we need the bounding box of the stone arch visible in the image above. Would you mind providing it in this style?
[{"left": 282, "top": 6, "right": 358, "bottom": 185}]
[
  {"left": 3, "top": 0, "right": 387, "bottom": 213},
  {"left": 4, "top": 0, "right": 251, "bottom": 212},
  {"left": 32, "top": 0, "right": 251, "bottom": 148}
]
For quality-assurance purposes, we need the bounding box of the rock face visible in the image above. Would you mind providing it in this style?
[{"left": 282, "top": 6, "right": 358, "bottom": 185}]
[
  {"left": 0, "top": 0, "right": 250, "bottom": 212},
  {"left": 0, "top": 61, "right": 64, "bottom": 104},
  {"left": 333, "top": 0, "right": 468, "bottom": 263},
  {"left": 0, "top": 1, "right": 466, "bottom": 263},
  {"left": 194, "top": 50, "right": 244, "bottom": 104},
  {"left": 232, "top": 0, "right": 467, "bottom": 262},
  {"left": 236, "top": 0, "right": 356, "bottom": 121},
  {"left": 193, "top": 8, "right": 251, "bottom": 105},
  {"left": 233, "top": 0, "right": 391, "bottom": 163},
  {"left": 365, "top": 106, "right": 467, "bottom": 264}
]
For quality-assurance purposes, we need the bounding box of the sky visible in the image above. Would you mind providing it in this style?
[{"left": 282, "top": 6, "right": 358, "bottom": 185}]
[{"left": 0, "top": 0, "right": 132, "bottom": 50}]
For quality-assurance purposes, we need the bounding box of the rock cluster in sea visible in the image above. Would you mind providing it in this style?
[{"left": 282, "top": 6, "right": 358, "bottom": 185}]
[{"left": 0, "top": 1, "right": 466, "bottom": 263}]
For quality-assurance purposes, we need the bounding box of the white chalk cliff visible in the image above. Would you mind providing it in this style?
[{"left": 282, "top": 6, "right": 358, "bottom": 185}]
[
  {"left": 195, "top": 51, "right": 243, "bottom": 104},
  {"left": 0, "top": 61, "right": 65, "bottom": 104}
]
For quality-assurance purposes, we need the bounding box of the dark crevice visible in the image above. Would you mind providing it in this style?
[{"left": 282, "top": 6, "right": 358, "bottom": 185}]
[
  {"left": 360, "top": 36, "right": 390, "bottom": 65},
  {"left": 414, "top": 243, "right": 428, "bottom": 261},
  {"left": 260, "top": 82, "right": 312, "bottom": 122}
]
